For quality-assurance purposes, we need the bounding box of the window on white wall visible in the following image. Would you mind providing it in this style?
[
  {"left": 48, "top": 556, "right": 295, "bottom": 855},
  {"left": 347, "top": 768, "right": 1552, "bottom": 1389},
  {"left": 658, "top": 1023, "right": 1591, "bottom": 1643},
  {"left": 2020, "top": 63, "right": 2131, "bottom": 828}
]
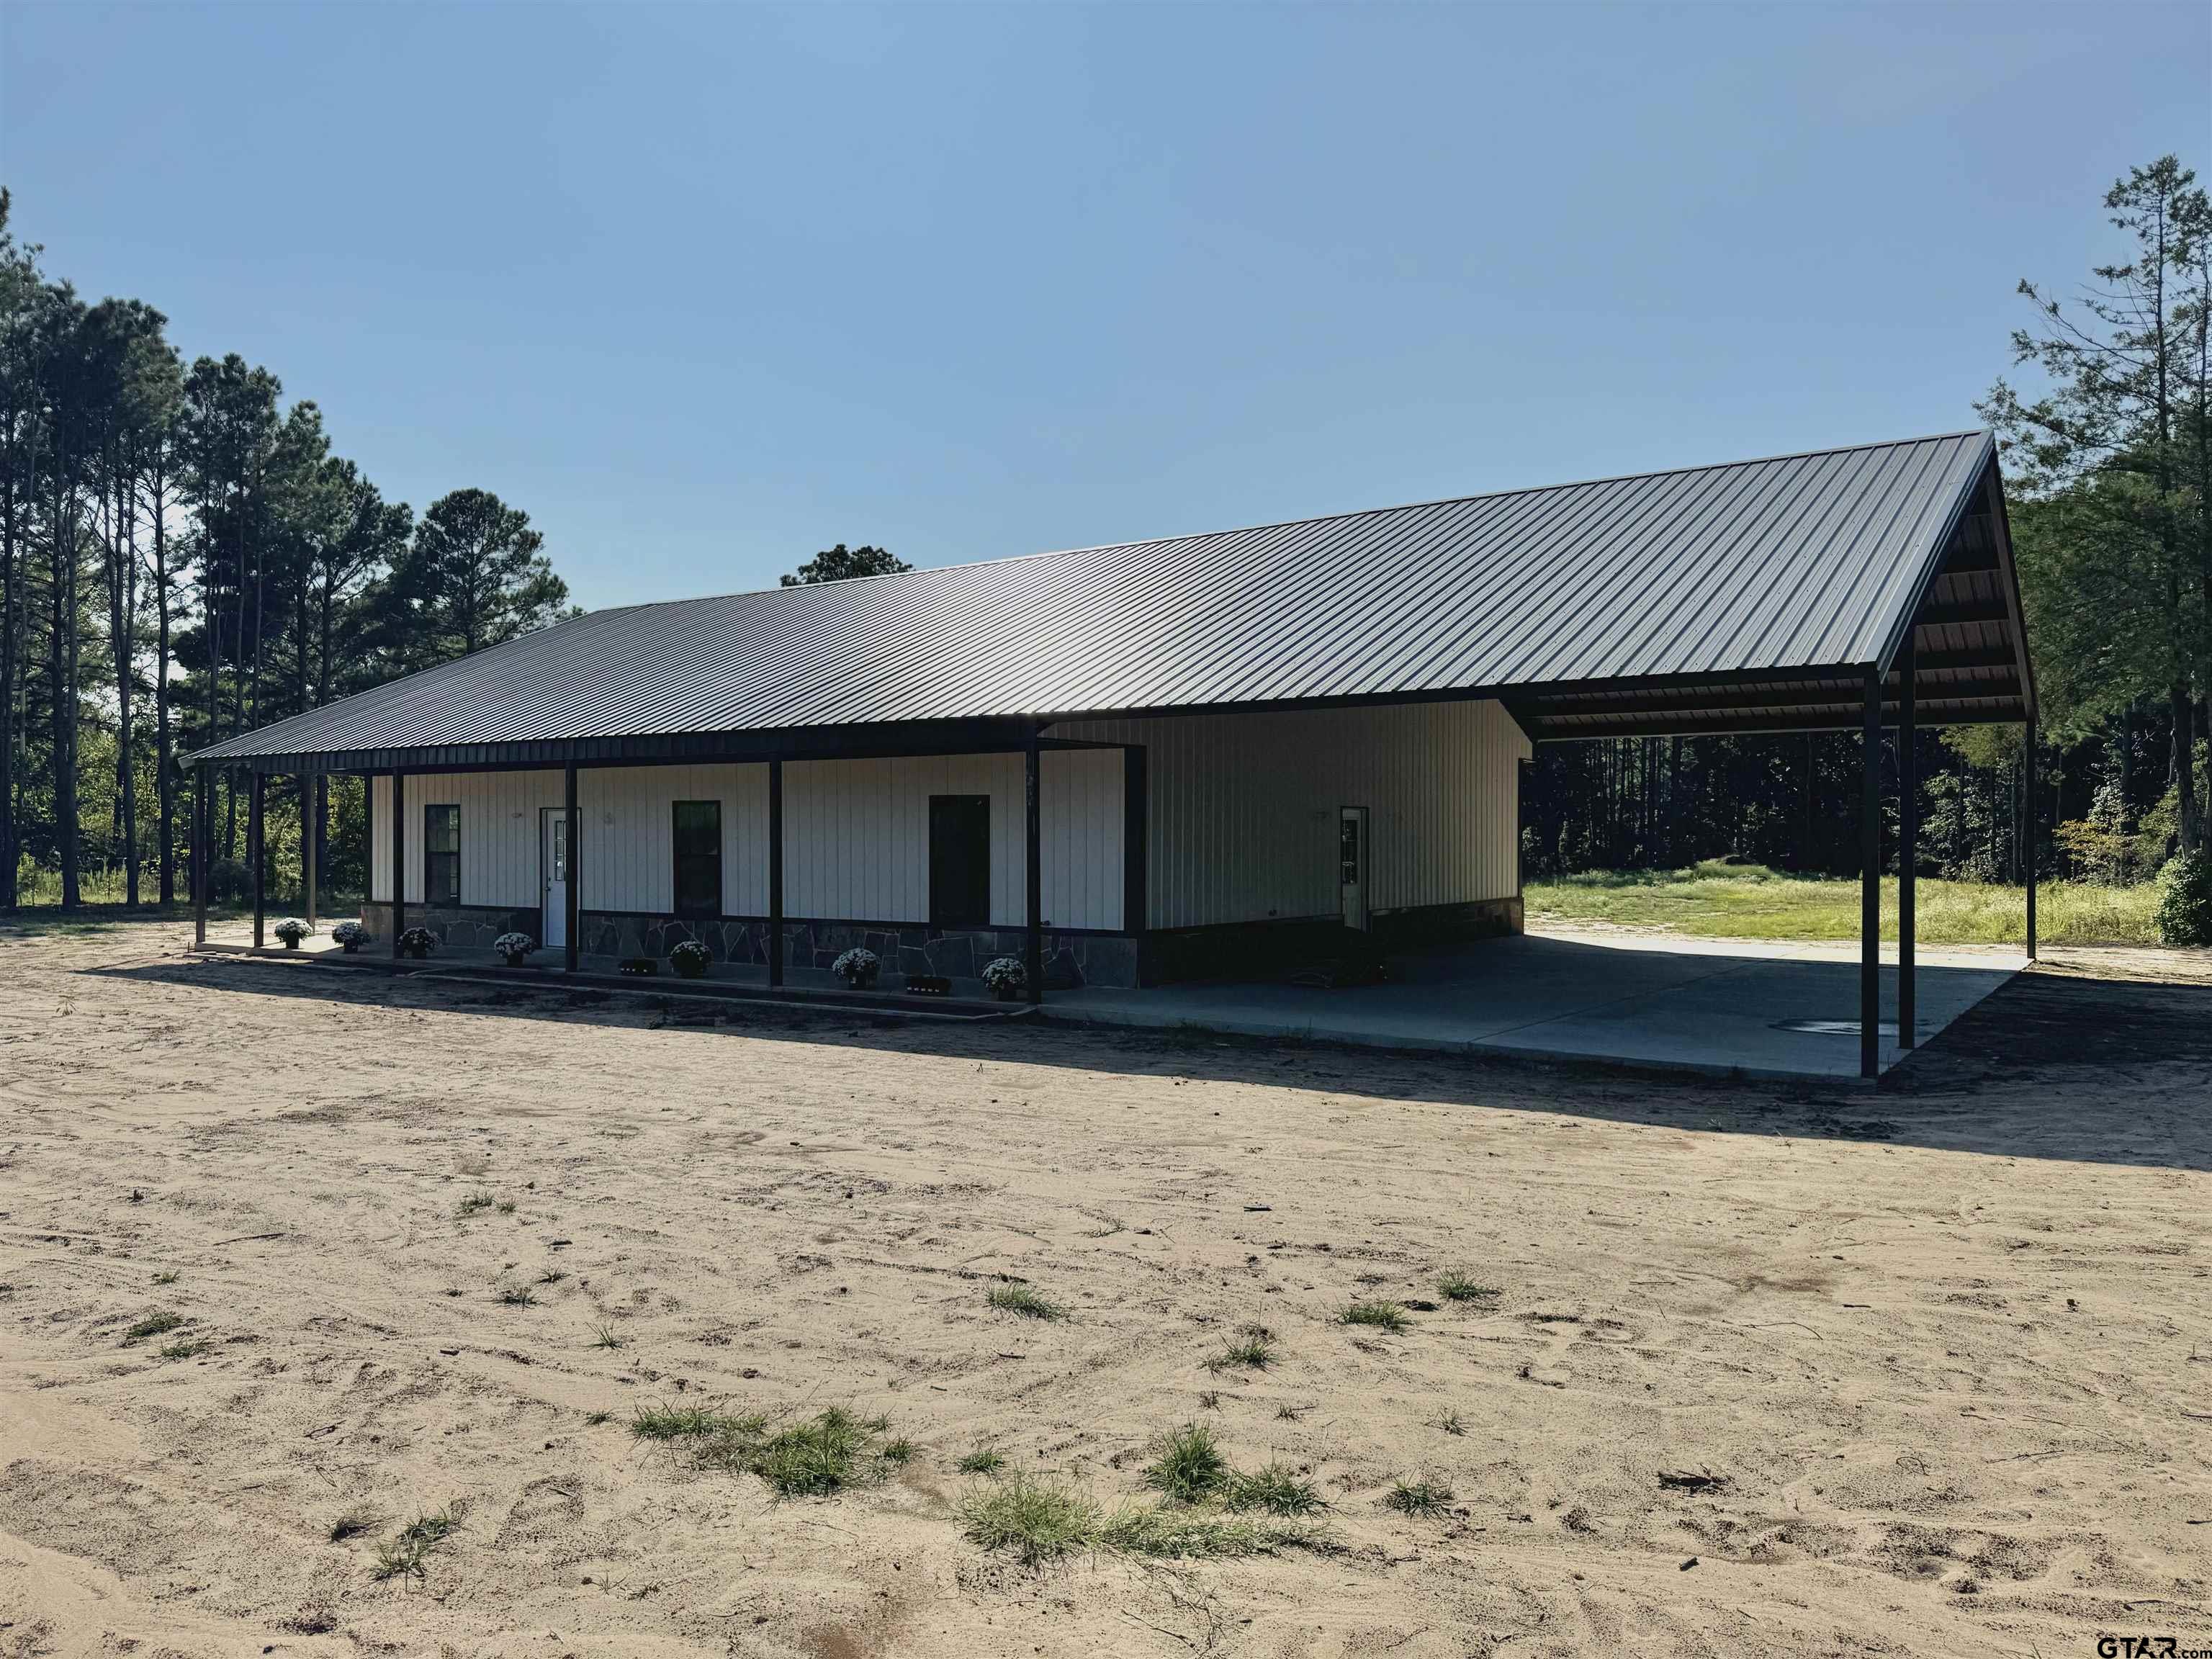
[
  {"left": 425, "top": 804, "right": 460, "bottom": 906},
  {"left": 673, "top": 801, "right": 722, "bottom": 918}
]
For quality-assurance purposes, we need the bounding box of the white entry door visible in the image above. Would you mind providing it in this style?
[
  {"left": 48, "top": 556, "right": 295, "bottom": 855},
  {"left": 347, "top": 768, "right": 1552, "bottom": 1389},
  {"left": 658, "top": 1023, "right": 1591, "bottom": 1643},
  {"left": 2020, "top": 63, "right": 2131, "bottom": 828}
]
[
  {"left": 541, "top": 808, "right": 568, "bottom": 949},
  {"left": 1339, "top": 806, "right": 1370, "bottom": 931}
]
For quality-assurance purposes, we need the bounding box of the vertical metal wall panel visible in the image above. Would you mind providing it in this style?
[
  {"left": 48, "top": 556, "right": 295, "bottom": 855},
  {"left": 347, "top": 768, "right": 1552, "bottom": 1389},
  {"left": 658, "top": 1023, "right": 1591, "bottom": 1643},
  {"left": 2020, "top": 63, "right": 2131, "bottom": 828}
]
[
  {"left": 782, "top": 752, "right": 1118, "bottom": 929},
  {"left": 360, "top": 747, "right": 1138, "bottom": 932},
  {"left": 577, "top": 764, "right": 771, "bottom": 914},
  {"left": 369, "top": 770, "right": 564, "bottom": 906},
  {"left": 1057, "top": 700, "right": 1527, "bottom": 929}
]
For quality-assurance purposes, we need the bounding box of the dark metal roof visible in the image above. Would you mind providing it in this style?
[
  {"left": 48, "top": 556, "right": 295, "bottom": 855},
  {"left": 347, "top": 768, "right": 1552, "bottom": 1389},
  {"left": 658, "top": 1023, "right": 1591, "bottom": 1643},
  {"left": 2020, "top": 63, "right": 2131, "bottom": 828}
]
[{"left": 193, "top": 429, "right": 2031, "bottom": 770}]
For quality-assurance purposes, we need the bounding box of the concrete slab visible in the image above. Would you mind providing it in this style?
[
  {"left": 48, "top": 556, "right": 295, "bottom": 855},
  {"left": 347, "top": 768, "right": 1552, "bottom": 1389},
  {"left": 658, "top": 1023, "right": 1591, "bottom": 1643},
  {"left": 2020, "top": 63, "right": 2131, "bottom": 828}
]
[{"left": 1050, "top": 927, "right": 2023, "bottom": 1084}]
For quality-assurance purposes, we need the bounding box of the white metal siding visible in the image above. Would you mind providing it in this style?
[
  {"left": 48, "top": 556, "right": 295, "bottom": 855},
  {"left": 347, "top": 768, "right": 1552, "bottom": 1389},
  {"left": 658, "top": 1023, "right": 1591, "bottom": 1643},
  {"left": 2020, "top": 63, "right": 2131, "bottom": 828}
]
[
  {"left": 369, "top": 770, "right": 565, "bottom": 907},
  {"left": 577, "top": 765, "right": 771, "bottom": 914},
  {"left": 1056, "top": 700, "right": 1528, "bottom": 930},
  {"left": 786, "top": 750, "right": 1121, "bottom": 930},
  {"left": 366, "top": 750, "right": 1124, "bottom": 929}
]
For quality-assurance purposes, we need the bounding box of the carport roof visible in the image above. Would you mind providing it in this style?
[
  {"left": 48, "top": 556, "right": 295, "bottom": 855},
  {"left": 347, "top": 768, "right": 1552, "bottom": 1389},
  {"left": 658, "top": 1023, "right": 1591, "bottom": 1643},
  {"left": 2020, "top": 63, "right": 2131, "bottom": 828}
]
[{"left": 192, "top": 428, "right": 2032, "bottom": 772}]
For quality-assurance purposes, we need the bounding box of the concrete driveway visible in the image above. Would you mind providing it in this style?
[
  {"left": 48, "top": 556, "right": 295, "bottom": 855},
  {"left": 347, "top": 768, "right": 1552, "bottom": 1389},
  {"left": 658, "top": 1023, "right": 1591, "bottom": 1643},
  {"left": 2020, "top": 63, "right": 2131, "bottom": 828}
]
[{"left": 1050, "top": 925, "right": 2023, "bottom": 1083}]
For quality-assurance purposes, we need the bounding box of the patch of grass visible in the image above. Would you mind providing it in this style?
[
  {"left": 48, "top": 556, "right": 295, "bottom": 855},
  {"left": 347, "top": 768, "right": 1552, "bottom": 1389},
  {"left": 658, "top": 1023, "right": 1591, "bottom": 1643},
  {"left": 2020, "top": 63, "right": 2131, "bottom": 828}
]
[
  {"left": 584, "top": 1410, "right": 613, "bottom": 1426},
  {"left": 369, "top": 1506, "right": 461, "bottom": 1582},
  {"left": 455, "top": 1190, "right": 495, "bottom": 1217},
  {"left": 630, "top": 1403, "right": 749, "bottom": 1442},
  {"left": 591, "top": 1323, "right": 624, "bottom": 1349},
  {"left": 1224, "top": 1461, "right": 1321, "bottom": 1516},
  {"left": 159, "top": 1338, "right": 212, "bottom": 1359},
  {"left": 1203, "top": 1326, "right": 1278, "bottom": 1372},
  {"left": 328, "top": 1505, "right": 381, "bottom": 1543},
  {"left": 1142, "top": 1422, "right": 1229, "bottom": 1505},
  {"left": 1097, "top": 1506, "right": 1316, "bottom": 1560},
  {"left": 985, "top": 1280, "right": 1064, "bottom": 1321},
  {"left": 747, "top": 1408, "right": 895, "bottom": 1497},
  {"left": 536, "top": 1269, "right": 567, "bottom": 1285},
  {"left": 151, "top": 1269, "right": 179, "bottom": 1285},
  {"left": 498, "top": 1285, "right": 536, "bottom": 1307},
  {"left": 1340, "top": 1300, "right": 1409, "bottom": 1334},
  {"left": 122, "top": 1310, "right": 184, "bottom": 1344},
  {"left": 495, "top": 1200, "right": 517, "bottom": 1215},
  {"left": 1438, "top": 1410, "right": 1466, "bottom": 1437},
  {"left": 1524, "top": 864, "right": 2158, "bottom": 948},
  {"left": 1382, "top": 1478, "right": 1453, "bottom": 1519},
  {"left": 1438, "top": 1271, "right": 1500, "bottom": 1305},
  {"left": 631, "top": 1402, "right": 904, "bottom": 1498},
  {"left": 958, "top": 1475, "right": 1102, "bottom": 1568},
  {"left": 958, "top": 1446, "right": 1006, "bottom": 1475}
]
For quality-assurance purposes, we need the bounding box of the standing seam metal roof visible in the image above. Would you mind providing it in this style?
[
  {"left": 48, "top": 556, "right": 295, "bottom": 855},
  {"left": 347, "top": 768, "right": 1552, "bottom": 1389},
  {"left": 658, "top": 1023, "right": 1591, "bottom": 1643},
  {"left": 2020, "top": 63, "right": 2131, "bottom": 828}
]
[{"left": 192, "top": 430, "right": 2010, "bottom": 764}]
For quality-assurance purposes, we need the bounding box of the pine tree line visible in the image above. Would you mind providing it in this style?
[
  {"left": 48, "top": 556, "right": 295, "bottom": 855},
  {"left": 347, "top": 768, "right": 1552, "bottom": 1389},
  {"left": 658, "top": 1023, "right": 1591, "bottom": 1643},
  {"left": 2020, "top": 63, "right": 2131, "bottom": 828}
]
[{"left": 0, "top": 190, "right": 573, "bottom": 909}]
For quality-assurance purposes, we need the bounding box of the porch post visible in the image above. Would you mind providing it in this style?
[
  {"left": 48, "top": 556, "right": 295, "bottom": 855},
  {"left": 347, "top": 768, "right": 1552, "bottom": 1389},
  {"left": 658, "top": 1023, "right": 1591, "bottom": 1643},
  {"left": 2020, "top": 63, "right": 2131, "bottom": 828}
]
[
  {"left": 2025, "top": 715, "right": 2038, "bottom": 961},
  {"left": 249, "top": 771, "right": 266, "bottom": 948},
  {"left": 302, "top": 775, "right": 317, "bottom": 927},
  {"left": 1025, "top": 728, "right": 1043, "bottom": 1004},
  {"left": 1898, "top": 634, "right": 1916, "bottom": 1049},
  {"left": 767, "top": 757, "right": 783, "bottom": 989},
  {"left": 565, "top": 762, "right": 580, "bottom": 974},
  {"left": 390, "top": 769, "right": 406, "bottom": 961},
  {"left": 192, "top": 766, "right": 207, "bottom": 948},
  {"left": 1860, "top": 667, "right": 1881, "bottom": 1082},
  {"left": 1122, "top": 745, "right": 1147, "bottom": 970}
]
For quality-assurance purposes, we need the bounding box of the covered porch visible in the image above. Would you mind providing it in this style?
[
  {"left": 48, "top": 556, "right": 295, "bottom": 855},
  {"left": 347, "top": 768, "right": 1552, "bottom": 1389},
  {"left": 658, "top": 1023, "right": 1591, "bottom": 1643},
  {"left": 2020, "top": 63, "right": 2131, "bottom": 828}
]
[{"left": 1051, "top": 926, "right": 2023, "bottom": 1083}]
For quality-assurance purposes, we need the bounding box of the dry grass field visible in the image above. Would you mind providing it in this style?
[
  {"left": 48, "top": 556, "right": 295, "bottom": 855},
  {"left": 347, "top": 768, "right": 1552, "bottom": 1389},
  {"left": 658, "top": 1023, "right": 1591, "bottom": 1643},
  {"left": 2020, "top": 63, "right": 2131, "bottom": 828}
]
[{"left": 1, "top": 920, "right": 2208, "bottom": 1658}]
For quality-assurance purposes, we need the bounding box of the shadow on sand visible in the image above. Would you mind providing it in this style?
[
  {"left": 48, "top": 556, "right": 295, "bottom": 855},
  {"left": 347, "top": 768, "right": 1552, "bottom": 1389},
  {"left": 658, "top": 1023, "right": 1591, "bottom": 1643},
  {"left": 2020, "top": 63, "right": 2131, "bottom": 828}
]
[{"left": 78, "top": 947, "right": 2212, "bottom": 1175}]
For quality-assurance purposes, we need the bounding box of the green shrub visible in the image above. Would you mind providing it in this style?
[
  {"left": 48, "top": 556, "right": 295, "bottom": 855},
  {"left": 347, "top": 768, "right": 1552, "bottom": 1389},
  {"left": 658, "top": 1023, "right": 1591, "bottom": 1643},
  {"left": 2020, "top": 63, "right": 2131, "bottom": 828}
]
[{"left": 2154, "top": 850, "right": 2212, "bottom": 946}]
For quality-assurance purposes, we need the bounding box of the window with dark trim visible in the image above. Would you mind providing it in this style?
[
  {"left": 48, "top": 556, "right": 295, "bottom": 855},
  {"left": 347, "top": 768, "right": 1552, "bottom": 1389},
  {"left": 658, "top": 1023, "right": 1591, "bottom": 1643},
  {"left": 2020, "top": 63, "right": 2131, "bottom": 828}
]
[
  {"left": 425, "top": 804, "right": 460, "bottom": 907},
  {"left": 673, "top": 801, "right": 722, "bottom": 919},
  {"left": 929, "top": 794, "right": 991, "bottom": 927}
]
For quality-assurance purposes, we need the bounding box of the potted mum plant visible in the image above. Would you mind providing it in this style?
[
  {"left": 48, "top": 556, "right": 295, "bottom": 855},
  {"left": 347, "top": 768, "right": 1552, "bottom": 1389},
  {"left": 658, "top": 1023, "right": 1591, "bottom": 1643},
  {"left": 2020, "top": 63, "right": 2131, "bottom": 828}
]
[
  {"left": 398, "top": 926, "right": 438, "bottom": 961},
  {"left": 493, "top": 932, "right": 536, "bottom": 968},
  {"left": 272, "top": 918, "right": 311, "bottom": 950},
  {"left": 669, "top": 939, "right": 711, "bottom": 979},
  {"left": 981, "top": 955, "right": 1028, "bottom": 1002},
  {"left": 331, "top": 920, "right": 369, "bottom": 953},
  {"left": 832, "top": 945, "right": 879, "bottom": 989}
]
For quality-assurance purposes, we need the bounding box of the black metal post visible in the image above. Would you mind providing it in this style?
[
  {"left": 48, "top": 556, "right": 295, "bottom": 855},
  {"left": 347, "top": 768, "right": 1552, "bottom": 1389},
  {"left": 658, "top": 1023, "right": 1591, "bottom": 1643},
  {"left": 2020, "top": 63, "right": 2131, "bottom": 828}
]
[
  {"left": 1898, "top": 636, "right": 1916, "bottom": 1049},
  {"left": 2026, "top": 715, "right": 2038, "bottom": 961},
  {"left": 565, "top": 762, "right": 580, "bottom": 974},
  {"left": 1025, "top": 729, "right": 1043, "bottom": 1004},
  {"left": 192, "top": 767, "right": 207, "bottom": 948},
  {"left": 302, "top": 775, "right": 317, "bottom": 927},
  {"left": 767, "top": 757, "right": 783, "bottom": 989},
  {"left": 249, "top": 771, "right": 266, "bottom": 948},
  {"left": 1122, "top": 745, "right": 1147, "bottom": 971},
  {"left": 1861, "top": 668, "right": 1881, "bottom": 1082},
  {"left": 390, "top": 770, "right": 406, "bottom": 961}
]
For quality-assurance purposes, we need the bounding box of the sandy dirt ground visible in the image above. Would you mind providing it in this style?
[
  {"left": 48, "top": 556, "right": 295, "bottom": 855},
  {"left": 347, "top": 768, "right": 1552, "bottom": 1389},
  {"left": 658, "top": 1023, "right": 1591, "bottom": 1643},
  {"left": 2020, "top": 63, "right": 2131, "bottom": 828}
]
[{"left": 1, "top": 919, "right": 2208, "bottom": 1658}]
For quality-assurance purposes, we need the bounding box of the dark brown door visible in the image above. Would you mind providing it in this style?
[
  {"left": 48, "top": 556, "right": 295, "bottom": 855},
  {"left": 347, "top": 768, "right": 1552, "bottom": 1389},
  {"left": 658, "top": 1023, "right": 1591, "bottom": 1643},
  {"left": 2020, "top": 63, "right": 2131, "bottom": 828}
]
[{"left": 929, "top": 795, "right": 991, "bottom": 927}]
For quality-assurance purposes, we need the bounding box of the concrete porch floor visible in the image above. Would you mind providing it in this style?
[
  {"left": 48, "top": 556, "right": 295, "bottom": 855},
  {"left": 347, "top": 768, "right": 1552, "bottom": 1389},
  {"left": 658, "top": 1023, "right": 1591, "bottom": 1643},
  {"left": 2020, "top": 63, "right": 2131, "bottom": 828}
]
[{"left": 1048, "top": 925, "right": 2025, "bottom": 1083}]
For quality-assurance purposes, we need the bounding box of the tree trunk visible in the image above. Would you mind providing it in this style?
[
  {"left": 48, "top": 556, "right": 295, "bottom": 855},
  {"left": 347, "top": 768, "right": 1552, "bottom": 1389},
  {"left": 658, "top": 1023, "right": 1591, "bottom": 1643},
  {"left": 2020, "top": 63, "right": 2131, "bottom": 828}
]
[
  {"left": 0, "top": 472, "right": 15, "bottom": 909},
  {"left": 150, "top": 460, "right": 174, "bottom": 907},
  {"left": 2172, "top": 681, "right": 2202, "bottom": 855}
]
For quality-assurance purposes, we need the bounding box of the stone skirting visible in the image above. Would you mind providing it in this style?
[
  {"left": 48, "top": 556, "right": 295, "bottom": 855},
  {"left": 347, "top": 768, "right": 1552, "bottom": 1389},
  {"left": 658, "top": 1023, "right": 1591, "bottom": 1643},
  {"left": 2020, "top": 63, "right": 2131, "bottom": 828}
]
[
  {"left": 576, "top": 912, "right": 1141, "bottom": 992},
  {"left": 361, "top": 902, "right": 541, "bottom": 950},
  {"left": 352, "top": 899, "right": 1515, "bottom": 991},
  {"left": 1140, "top": 896, "right": 1521, "bottom": 984}
]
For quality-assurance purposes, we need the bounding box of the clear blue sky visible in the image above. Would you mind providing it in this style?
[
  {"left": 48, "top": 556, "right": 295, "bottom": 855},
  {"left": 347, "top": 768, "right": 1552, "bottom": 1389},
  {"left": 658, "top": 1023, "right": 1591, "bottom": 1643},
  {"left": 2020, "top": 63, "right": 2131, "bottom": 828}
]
[{"left": 3, "top": 2, "right": 2205, "bottom": 611}]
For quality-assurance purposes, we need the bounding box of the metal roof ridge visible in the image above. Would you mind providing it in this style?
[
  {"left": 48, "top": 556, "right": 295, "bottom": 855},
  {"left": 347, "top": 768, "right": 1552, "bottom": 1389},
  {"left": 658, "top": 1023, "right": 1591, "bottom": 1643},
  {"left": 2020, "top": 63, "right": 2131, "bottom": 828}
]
[{"left": 618, "top": 429, "right": 1995, "bottom": 613}]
